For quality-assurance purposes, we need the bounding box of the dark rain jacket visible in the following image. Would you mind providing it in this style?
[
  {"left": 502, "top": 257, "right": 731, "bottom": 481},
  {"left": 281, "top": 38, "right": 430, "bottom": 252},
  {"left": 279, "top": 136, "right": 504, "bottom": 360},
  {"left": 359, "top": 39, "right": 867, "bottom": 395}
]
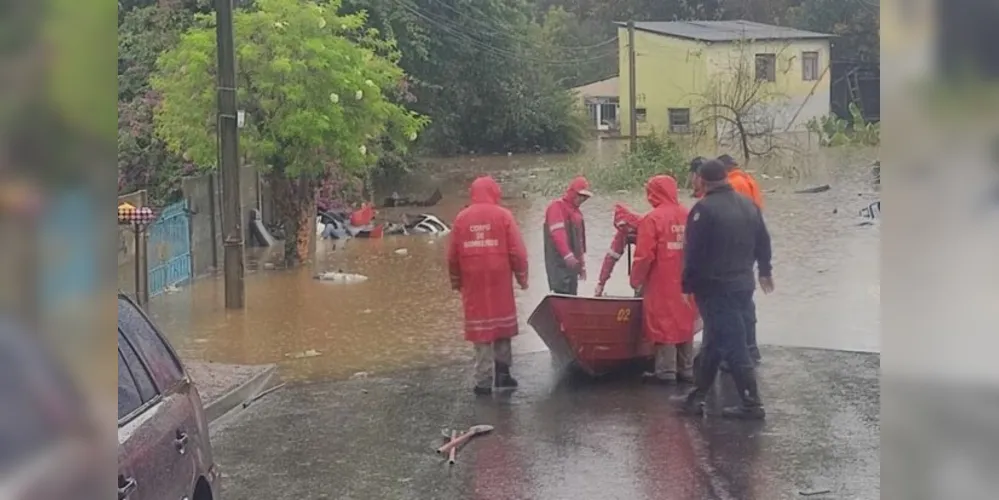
[{"left": 681, "top": 184, "right": 773, "bottom": 296}]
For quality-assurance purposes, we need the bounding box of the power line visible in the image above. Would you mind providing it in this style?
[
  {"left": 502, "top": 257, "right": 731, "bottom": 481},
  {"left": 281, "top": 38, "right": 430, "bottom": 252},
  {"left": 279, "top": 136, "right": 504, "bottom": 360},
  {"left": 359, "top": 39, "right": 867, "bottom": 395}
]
[
  {"left": 386, "top": 0, "right": 618, "bottom": 65},
  {"left": 420, "top": 0, "right": 618, "bottom": 52}
]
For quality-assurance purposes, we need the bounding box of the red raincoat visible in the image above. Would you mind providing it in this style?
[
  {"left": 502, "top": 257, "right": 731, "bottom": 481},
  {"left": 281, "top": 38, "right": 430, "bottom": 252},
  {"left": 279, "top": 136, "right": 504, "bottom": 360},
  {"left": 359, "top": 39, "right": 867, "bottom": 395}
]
[
  {"left": 629, "top": 176, "right": 698, "bottom": 345},
  {"left": 596, "top": 203, "right": 643, "bottom": 287},
  {"left": 447, "top": 177, "right": 529, "bottom": 343},
  {"left": 349, "top": 202, "right": 375, "bottom": 226},
  {"left": 543, "top": 177, "right": 590, "bottom": 281}
]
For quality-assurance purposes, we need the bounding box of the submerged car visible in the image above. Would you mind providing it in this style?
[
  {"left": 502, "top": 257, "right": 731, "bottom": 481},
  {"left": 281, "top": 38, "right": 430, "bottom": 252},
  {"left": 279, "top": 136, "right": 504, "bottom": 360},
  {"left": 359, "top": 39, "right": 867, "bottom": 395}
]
[{"left": 117, "top": 293, "right": 219, "bottom": 500}]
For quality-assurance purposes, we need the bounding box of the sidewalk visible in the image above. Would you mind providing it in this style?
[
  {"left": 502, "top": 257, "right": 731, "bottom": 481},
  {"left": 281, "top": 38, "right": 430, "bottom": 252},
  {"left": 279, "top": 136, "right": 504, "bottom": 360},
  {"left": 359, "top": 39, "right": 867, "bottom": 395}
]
[{"left": 185, "top": 361, "right": 279, "bottom": 422}]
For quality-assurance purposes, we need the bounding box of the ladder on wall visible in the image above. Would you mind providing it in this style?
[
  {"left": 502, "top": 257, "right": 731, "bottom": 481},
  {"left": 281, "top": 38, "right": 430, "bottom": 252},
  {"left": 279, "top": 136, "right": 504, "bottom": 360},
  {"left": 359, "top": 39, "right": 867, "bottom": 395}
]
[{"left": 846, "top": 68, "right": 865, "bottom": 116}]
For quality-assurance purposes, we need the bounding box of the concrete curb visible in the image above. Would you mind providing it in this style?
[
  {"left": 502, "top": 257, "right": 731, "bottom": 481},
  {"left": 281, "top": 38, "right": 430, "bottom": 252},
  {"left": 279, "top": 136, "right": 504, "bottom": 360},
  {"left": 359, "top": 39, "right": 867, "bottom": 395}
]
[{"left": 205, "top": 364, "right": 279, "bottom": 423}]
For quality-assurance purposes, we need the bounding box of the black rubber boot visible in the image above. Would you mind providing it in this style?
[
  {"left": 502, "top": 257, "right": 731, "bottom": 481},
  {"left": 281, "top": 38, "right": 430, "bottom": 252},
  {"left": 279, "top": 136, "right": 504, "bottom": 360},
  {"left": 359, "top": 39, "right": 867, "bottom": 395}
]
[
  {"left": 721, "top": 367, "right": 765, "bottom": 420},
  {"left": 494, "top": 362, "right": 518, "bottom": 389},
  {"left": 641, "top": 372, "right": 676, "bottom": 385},
  {"left": 672, "top": 389, "right": 706, "bottom": 416}
]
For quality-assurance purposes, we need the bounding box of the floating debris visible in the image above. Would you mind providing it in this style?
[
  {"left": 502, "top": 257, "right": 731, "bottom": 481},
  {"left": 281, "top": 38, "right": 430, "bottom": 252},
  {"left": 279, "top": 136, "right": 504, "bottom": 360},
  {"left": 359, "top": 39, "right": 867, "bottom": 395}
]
[
  {"left": 286, "top": 349, "right": 322, "bottom": 359},
  {"left": 795, "top": 185, "right": 831, "bottom": 194},
  {"left": 314, "top": 271, "right": 368, "bottom": 284},
  {"left": 394, "top": 248, "right": 409, "bottom": 256}
]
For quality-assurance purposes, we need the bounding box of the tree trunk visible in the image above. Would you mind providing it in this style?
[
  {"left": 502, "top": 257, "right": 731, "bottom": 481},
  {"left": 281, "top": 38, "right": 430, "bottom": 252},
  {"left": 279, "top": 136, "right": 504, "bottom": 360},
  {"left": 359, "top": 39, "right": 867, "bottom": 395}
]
[
  {"left": 266, "top": 171, "right": 317, "bottom": 267},
  {"left": 736, "top": 119, "right": 751, "bottom": 166}
]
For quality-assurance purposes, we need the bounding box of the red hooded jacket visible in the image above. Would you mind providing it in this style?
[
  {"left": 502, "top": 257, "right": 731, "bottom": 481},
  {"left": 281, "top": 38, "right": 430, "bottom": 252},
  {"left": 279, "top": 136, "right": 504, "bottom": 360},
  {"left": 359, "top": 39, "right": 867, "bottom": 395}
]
[
  {"left": 596, "top": 203, "right": 643, "bottom": 287},
  {"left": 543, "top": 177, "right": 590, "bottom": 279},
  {"left": 447, "top": 177, "right": 529, "bottom": 343},
  {"left": 630, "top": 176, "right": 699, "bottom": 345}
]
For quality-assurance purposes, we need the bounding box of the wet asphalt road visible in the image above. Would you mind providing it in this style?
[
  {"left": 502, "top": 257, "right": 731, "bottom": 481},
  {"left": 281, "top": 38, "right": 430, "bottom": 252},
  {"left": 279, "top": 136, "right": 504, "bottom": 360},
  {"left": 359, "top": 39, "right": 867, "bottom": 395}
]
[{"left": 210, "top": 346, "right": 879, "bottom": 500}]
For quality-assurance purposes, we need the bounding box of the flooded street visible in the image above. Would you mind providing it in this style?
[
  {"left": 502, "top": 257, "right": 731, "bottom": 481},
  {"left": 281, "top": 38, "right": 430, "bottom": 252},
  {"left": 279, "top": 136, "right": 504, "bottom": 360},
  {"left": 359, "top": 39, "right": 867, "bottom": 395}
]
[{"left": 149, "top": 143, "right": 880, "bottom": 383}]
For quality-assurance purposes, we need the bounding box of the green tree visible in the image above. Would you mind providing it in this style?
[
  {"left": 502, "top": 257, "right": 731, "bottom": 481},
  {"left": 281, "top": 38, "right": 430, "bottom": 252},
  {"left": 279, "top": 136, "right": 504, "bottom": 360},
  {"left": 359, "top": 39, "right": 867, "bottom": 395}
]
[
  {"left": 342, "top": 0, "right": 589, "bottom": 155},
  {"left": 152, "top": 0, "right": 427, "bottom": 264},
  {"left": 118, "top": 4, "right": 200, "bottom": 201},
  {"left": 786, "top": 0, "right": 879, "bottom": 62},
  {"left": 528, "top": 6, "right": 616, "bottom": 88}
]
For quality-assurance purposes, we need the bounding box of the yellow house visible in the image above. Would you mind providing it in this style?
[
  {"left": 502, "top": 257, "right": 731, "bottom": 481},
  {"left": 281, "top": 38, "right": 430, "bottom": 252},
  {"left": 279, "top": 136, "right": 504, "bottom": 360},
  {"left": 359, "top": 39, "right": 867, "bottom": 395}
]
[{"left": 617, "top": 20, "right": 833, "bottom": 153}]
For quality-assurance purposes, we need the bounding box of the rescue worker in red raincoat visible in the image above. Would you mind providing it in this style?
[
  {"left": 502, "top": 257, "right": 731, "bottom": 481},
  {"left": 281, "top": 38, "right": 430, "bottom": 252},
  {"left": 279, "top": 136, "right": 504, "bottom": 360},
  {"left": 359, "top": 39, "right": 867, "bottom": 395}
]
[
  {"left": 593, "top": 203, "right": 642, "bottom": 297},
  {"left": 629, "top": 175, "right": 700, "bottom": 384},
  {"left": 447, "top": 177, "right": 529, "bottom": 395},
  {"left": 543, "top": 177, "right": 592, "bottom": 295}
]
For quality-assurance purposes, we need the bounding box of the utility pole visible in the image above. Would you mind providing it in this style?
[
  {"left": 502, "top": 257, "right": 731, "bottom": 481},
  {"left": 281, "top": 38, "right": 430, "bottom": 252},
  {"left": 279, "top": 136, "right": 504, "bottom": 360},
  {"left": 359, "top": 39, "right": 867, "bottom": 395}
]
[
  {"left": 216, "top": 0, "right": 244, "bottom": 309},
  {"left": 627, "top": 20, "right": 638, "bottom": 151}
]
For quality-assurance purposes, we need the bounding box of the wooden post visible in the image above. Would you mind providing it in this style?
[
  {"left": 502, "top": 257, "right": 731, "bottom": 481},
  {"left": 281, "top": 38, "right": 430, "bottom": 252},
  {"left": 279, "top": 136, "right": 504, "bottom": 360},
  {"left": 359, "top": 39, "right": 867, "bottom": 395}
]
[
  {"left": 627, "top": 20, "right": 638, "bottom": 151},
  {"left": 216, "top": 0, "right": 245, "bottom": 309}
]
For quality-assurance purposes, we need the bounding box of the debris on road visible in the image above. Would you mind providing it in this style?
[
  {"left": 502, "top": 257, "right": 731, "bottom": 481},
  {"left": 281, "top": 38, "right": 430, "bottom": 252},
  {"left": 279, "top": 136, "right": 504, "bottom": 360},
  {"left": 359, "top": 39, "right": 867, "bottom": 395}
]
[
  {"left": 447, "top": 430, "right": 458, "bottom": 465},
  {"left": 798, "top": 488, "right": 832, "bottom": 496},
  {"left": 394, "top": 248, "right": 409, "bottom": 256},
  {"left": 436, "top": 424, "right": 494, "bottom": 457}
]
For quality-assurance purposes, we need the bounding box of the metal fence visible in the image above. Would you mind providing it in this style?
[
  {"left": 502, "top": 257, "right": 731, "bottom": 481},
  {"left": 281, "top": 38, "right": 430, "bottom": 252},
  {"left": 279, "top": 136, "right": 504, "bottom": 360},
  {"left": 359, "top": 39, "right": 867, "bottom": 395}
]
[{"left": 147, "top": 200, "right": 192, "bottom": 297}]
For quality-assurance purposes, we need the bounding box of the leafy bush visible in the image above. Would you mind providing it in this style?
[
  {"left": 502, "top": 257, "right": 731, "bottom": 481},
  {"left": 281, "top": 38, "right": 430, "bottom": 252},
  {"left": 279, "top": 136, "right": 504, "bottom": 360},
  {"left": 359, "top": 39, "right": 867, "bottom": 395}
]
[
  {"left": 536, "top": 133, "right": 688, "bottom": 195},
  {"left": 807, "top": 102, "right": 880, "bottom": 147}
]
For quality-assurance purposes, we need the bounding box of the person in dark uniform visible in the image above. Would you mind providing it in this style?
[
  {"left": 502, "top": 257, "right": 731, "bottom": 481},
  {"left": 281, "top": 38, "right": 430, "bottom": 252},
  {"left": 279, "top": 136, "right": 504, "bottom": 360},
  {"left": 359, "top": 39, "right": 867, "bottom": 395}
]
[
  {"left": 688, "top": 156, "right": 707, "bottom": 197},
  {"left": 676, "top": 159, "right": 774, "bottom": 420}
]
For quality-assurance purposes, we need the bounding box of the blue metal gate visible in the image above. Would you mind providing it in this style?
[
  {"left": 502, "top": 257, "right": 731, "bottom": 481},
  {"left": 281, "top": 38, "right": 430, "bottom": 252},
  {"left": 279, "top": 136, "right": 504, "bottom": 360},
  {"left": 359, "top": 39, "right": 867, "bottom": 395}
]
[{"left": 148, "top": 200, "right": 192, "bottom": 297}]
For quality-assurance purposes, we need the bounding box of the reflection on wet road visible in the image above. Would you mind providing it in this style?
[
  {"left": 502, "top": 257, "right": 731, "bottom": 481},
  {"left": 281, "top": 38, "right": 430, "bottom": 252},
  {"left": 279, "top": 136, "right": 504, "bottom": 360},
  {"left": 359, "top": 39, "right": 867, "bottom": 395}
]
[
  {"left": 150, "top": 147, "right": 879, "bottom": 382},
  {"left": 210, "top": 347, "right": 880, "bottom": 500}
]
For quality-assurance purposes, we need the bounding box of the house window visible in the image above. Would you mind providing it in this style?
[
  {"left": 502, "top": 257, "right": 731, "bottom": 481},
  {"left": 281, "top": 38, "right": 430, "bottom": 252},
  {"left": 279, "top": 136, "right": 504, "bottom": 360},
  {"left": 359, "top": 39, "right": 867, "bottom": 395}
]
[
  {"left": 599, "top": 103, "right": 618, "bottom": 125},
  {"left": 802, "top": 51, "right": 820, "bottom": 81},
  {"left": 635, "top": 108, "right": 647, "bottom": 122},
  {"left": 668, "top": 108, "right": 691, "bottom": 134},
  {"left": 755, "top": 53, "right": 776, "bottom": 82}
]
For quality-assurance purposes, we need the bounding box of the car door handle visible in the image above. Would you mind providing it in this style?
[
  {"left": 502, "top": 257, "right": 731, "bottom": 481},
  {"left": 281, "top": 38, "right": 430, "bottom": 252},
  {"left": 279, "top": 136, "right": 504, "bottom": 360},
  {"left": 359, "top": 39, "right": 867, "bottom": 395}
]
[
  {"left": 174, "top": 430, "right": 189, "bottom": 454},
  {"left": 117, "top": 476, "right": 137, "bottom": 500}
]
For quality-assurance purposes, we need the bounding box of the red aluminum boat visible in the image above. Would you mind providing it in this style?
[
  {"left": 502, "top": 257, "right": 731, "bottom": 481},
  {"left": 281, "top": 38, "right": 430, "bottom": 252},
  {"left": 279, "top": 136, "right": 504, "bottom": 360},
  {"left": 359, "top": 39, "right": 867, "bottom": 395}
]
[
  {"left": 528, "top": 293, "right": 652, "bottom": 376},
  {"left": 527, "top": 231, "right": 702, "bottom": 376}
]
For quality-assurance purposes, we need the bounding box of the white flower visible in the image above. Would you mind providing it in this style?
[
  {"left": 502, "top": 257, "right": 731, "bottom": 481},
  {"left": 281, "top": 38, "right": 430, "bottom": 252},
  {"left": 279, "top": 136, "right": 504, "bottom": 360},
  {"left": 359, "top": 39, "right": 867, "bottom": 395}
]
[
  {"left": 340, "top": 24, "right": 348, "bottom": 30},
  {"left": 408, "top": 132, "right": 418, "bottom": 141},
  {"left": 359, "top": 145, "right": 367, "bottom": 155},
  {"left": 365, "top": 79, "right": 376, "bottom": 87},
  {"left": 329, "top": 93, "right": 339, "bottom": 104},
  {"left": 273, "top": 21, "right": 286, "bottom": 30},
  {"left": 355, "top": 90, "right": 364, "bottom": 100}
]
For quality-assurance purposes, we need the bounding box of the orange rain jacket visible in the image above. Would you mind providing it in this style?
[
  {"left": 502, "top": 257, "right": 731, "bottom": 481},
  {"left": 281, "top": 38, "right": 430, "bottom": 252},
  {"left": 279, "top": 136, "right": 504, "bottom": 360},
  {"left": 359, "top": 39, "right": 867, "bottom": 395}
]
[{"left": 694, "top": 168, "right": 764, "bottom": 209}]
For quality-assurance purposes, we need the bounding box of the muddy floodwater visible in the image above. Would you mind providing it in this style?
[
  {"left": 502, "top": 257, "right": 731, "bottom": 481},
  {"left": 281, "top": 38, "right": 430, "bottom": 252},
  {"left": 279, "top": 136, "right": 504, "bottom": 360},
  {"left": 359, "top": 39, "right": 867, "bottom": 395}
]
[{"left": 149, "top": 143, "right": 880, "bottom": 382}]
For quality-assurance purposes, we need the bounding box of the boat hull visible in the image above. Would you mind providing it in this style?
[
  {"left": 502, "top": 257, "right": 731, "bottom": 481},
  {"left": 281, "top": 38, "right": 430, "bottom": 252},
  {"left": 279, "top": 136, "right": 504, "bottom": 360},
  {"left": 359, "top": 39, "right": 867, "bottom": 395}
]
[{"left": 527, "top": 294, "right": 652, "bottom": 376}]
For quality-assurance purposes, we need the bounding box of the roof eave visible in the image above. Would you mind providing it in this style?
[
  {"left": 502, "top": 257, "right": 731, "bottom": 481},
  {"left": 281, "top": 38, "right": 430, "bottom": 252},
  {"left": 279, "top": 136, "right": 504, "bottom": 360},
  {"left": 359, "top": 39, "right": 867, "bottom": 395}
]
[{"left": 615, "top": 22, "right": 835, "bottom": 42}]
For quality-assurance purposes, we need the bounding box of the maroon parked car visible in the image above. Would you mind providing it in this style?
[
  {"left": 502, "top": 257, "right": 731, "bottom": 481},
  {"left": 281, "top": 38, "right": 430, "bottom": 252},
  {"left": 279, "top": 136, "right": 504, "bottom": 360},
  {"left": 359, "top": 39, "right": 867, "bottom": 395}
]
[{"left": 117, "top": 293, "right": 219, "bottom": 500}]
